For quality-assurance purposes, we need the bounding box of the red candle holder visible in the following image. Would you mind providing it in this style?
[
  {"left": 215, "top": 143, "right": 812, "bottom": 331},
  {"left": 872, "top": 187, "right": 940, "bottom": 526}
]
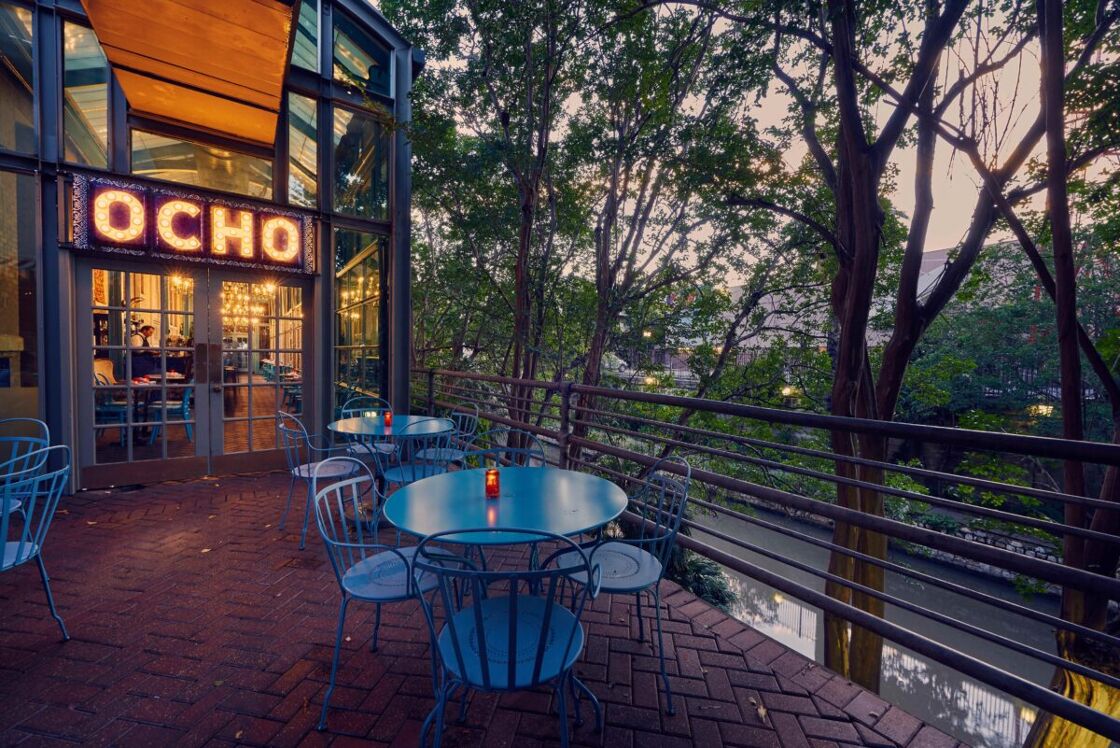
[
  {"left": 383, "top": 411, "right": 393, "bottom": 427},
  {"left": 485, "top": 468, "right": 500, "bottom": 498}
]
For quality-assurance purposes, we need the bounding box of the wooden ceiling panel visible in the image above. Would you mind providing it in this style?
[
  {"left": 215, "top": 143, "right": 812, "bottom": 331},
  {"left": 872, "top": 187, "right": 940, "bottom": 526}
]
[{"left": 81, "top": 0, "right": 294, "bottom": 146}]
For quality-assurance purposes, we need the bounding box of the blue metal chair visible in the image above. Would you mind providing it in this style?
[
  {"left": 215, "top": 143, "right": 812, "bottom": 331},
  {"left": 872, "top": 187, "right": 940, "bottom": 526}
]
[
  {"left": 338, "top": 396, "right": 397, "bottom": 462},
  {"left": 1, "top": 445, "right": 72, "bottom": 641},
  {"left": 416, "top": 403, "right": 480, "bottom": 465},
  {"left": 277, "top": 411, "right": 358, "bottom": 550},
  {"left": 413, "top": 529, "right": 603, "bottom": 747},
  {"left": 376, "top": 418, "right": 453, "bottom": 488},
  {"left": 93, "top": 374, "right": 129, "bottom": 447},
  {"left": 146, "top": 389, "right": 193, "bottom": 445},
  {"left": 462, "top": 427, "right": 546, "bottom": 468},
  {"left": 314, "top": 458, "right": 437, "bottom": 731},
  {"left": 0, "top": 418, "right": 49, "bottom": 466},
  {"left": 557, "top": 456, "right": 691, "bottom": 714}
]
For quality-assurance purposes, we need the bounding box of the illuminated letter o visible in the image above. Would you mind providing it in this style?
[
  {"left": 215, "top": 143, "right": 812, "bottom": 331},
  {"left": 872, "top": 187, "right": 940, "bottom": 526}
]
[
  {"left": 261, "top": 217, "right": 301, "bottom": 264},
  {"left": 93, "top": 190, "right": 145, "bottom": 243}
]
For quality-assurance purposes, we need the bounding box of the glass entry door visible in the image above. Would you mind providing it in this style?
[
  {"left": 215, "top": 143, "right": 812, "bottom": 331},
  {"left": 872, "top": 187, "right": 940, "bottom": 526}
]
[{"left": 76, "top": 260, "right": 309, "bottom": 488}]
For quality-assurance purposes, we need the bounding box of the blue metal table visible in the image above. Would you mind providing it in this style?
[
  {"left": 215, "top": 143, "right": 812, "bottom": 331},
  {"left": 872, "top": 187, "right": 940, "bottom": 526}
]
[
  {"left": 383, "top": 466, "right": 628, "bottom": 544},
  {"left": 327, "top": 414, "right": 454, "bottom": 438}
]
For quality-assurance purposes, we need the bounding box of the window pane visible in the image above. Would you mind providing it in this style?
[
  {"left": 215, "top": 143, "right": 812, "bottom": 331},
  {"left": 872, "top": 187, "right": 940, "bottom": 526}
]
[
  {"left": 332, "top": 10, "right": 390, "bottom": 96},
  {"left": 131, "top": 130, "right": 273, "bottom": 199},
  {"left": 0, "top": 171, "right": 38, "bottom": 419},
  {"left": 0, "top": 2, "right": 35, "bottom": 155},
  {"left": 332, "top": 106, "right": 388, "bottom": 219},
  {"left": 288, "top": 92, "right": 317, "bottom": 207},
  {"left": 334, "top": 229, "right": 382, "bottom": 406},
  {"left": 291, "top": 0, "right": 318, "bottom": 72},
  {"left": 63, "top": 23, "right": 109, "bottom": 167}
]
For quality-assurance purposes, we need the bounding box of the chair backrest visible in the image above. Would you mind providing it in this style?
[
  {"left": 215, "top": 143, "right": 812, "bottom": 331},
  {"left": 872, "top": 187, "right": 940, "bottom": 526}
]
[
  {"left": 277, "top": 411, "right": 312, "bottom": 472},
  {"left": 463, "top": 428, "right": 546, "bottom": 468},
  {"left": 629, "top": 456, "right": 692, "bottom": 568},
  {"left": 93, "top": 358, "right": 119, "bottom": 385},
  {"left": 393, "top": 418, "right": 454, "bottom": 481},
  {"left": 313, "top": 464, "right": 401, "bottom": 593},
  {"left": 0, "top": 418, "right": 50, "bottom": 478},
  {"left": 449, "top": 404, "right": 480, "bottom": 443},
  {"left": 339, "top": 396, "right": 391, "bottom": 420},
  {"left": 413, "top": 529, "right": 601, "bottom": 691},
  {"left": 1, "top": 445, "right": 71, "bottom": 572}
]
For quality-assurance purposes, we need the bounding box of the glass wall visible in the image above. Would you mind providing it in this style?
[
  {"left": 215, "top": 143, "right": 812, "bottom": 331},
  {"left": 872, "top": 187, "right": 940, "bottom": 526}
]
[
  {"left": 63, "top": 22, "right": 109, "bottom": 167},
  {"left": 0, "top": 2, "right": 35, "bottom": 155},
  {"left": 334, "top": 229, "right": 383, "bottom": 407},
  {"left": 131, "top": 130, "right": 274, "bottom": 199},
  {"left": 0, "top": 170, "right": 38, "bottom": 418},
  {"left": 333, "top": 10, "right": 390, "bottom": 96},
  {"left": 332, "top": 105, "right": 389, "bottom": 219},
  {"left": 291, "top": 0, "right": 319, "bottom": 72},
  {"left": 288, "top": 92, "right": 318, "bottom": 207}
]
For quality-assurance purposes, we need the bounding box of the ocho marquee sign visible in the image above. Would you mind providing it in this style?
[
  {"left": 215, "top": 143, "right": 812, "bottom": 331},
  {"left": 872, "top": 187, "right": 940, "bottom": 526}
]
[{"left": 71, "top": 175, "right": 316, "bottom": 273}]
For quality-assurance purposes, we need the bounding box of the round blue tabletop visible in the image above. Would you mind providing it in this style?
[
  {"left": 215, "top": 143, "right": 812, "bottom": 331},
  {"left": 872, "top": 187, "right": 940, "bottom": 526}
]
[
  {"left": 383, "top": 467, "right": 628, "bottom": 544},
  {"left": 327, "top": 414, "right": 454, "bottom": 438}
]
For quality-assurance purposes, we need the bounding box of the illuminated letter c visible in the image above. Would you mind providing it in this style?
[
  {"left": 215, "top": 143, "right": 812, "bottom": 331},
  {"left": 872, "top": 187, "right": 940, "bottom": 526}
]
[{"left": 157, "top": 200, "right": 202, "bottom": 251}]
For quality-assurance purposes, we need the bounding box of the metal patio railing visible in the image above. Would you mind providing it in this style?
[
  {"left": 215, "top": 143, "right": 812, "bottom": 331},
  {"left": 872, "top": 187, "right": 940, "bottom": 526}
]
[{"left": 411, "top": 367, "right": 1120, "bottom": 742}]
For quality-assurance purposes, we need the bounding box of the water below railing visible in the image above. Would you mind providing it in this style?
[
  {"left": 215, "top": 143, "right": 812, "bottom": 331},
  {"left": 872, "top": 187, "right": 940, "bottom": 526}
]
[{"left": 694, "top": 508, "right": 1053, "bottom": 747}]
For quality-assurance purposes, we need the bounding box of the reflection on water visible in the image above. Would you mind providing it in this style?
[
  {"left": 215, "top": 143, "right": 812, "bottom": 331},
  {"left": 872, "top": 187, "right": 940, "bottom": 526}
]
[{"left": 697, "top": 509, "right": 1047, "bottom": 747}]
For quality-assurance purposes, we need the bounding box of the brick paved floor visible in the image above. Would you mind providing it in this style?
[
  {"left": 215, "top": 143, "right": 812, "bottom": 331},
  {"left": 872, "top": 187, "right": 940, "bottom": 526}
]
[{"left": 0, "top": 472, "right": 964, "bottom": 747}]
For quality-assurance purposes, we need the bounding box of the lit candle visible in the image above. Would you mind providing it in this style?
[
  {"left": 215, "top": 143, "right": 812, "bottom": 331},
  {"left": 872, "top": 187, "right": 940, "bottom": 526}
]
[
  {"left": 383, "top": 411, "right": 393, "bottom": 427},
  {"left": 485, "top": 468, "right": 500, "bottom": 499}
]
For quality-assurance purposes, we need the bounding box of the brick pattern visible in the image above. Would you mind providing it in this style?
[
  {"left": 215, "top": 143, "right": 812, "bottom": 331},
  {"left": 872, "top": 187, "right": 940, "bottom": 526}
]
[{"left": 0, "top": 472, "right": 967, "bottom": 746}]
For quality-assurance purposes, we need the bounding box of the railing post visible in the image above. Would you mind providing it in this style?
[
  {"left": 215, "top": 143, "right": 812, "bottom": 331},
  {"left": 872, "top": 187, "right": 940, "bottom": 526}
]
[
  {"left": 558, "top": 381, "right": 572, "bottom": 469},
  {"left": 427, "top": 368, "right": 435, "bottom": 416}
]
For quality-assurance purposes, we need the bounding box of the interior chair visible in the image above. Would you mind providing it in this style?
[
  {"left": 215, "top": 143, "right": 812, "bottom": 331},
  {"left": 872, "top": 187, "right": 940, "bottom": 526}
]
[{"left": 146, "top": 389, "right": 193, "bottom": 445}]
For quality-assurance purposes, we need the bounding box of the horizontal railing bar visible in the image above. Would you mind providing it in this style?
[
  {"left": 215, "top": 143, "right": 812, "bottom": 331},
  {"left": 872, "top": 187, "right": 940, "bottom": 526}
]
[
  {"left": 686, "top": 494, "right": 1120, "bottom": 651},
  {"left": 572, "top": 436, "right": 1120, "bottom": 599},
  {"left": 576, "top": 403, "right": 1117, "bottom": 511},
  {"left": 573, "top": 417, "right": 1118, "bottom": 547},
  {"left": 664, "top": 526, "right": 1120, "bottom": 742},
  {"left": 676, "top": 515, "right": 1120, "bottom": 690},
  {"left": 424, "top": 369, "right": 563, "bottom": 391},
  {"left": 431, "top": 398, "right": 557, "bottom": 441},
  {"left": 567, "top": 453, "right": 1120, "bottom": 654},
  {"left": 571, "top": 382, "right": 1120, "bottom": 466}
]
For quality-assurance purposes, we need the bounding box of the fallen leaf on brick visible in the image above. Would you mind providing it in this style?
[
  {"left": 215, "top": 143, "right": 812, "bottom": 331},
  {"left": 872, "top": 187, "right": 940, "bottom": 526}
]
[
  {"left": 87, "top": 521, "right": 97, "bottom": 526},
  {"left": 756, "top": 704, "right": 769, "bottom": 723},
  {"left": 345, "top": 636, "right": 351, "bottom": 642},
  {"left": 201, "top": 548, "right": 212, "bottom": 553},
  {"left": 235, "top": 730, "right": 244, "bottom": 739},
  {"left": 208, "top": 515, "right": 217, "bottom": 519},
  {"left": 265, "top": 523, "right": 272, "bottom": 528}
]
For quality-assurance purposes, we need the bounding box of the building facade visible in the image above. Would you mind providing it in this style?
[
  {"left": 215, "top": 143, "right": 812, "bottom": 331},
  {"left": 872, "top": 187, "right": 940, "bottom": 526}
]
[{"left": 0, "top": 0, "right": 419, "bottom": 488}]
